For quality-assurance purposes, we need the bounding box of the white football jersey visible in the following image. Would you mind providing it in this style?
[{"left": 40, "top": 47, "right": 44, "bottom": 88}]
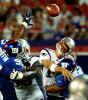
[
  {"left": 40, "top": 48, "right": 84, "bottom": 86},
  {"left": 40, "top": 48, "right": 59, "bottom": 86},
  {"left": 40, "top": 48, "right": 59, "bottom": 64}
]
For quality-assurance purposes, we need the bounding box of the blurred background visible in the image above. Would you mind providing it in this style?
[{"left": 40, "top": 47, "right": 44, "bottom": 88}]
[{"left": 0, "top": 0, "right": 88, "bottom": 73}]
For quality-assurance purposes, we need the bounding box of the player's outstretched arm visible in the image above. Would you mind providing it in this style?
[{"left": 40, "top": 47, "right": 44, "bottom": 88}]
[
  {"left": 45, "top": 84, "right": 65, "bottom": 93},
  {"left": 12, "top": 10, "right": 32, "bottom": 39},
  {"left": 42, "top": 59, "right": 72, "bottom": 80}
]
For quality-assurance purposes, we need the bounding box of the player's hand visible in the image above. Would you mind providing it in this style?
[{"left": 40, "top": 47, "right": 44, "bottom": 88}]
[
  {"left": 10, "top": 69, "right": 18, "bottom": 80},
  {"left": 61, "top": 68, "right": 73, "bottom": 81},
  {"left": 23, "top": 9, "right": 33, "bottom": 27},
  {"left": 10, "top": 69, "right": 23, "bottom": 80}
]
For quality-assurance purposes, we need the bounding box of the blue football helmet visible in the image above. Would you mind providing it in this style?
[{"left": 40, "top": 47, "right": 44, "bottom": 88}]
[{"left": 3, "top": 40, "right": 22, "bottom": 57}]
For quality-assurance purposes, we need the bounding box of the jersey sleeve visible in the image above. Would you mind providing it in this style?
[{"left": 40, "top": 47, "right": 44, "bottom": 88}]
[
  {"left": 0, "top": 58, "right": 24, "bottom": 77},
  {"left": 72, "top": 65, "right": 84, "bottom": 78}
]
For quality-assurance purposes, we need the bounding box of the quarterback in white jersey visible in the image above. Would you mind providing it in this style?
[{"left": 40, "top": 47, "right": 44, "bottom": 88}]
[
  {"left": 39, "top": 48, "right": 84, "bottom": 89},
  {"left": 39, "top": 37, "right": 84, "bottom": 100}
]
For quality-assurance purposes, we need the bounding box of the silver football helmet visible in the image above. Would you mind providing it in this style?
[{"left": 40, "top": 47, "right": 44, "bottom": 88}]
[
  {"left": 17, "top": 39, "right": 30, "bottom": 58},
  {"left": 56, "top": 37, "right": 75, "bottom": 57},
  {"left": 61, "top": 37, "right": 75, "bottom": 52}
]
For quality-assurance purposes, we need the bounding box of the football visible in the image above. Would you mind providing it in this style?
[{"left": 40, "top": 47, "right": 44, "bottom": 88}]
[{"left": 46, "top": 4, "right": 60, "bottom": 17}]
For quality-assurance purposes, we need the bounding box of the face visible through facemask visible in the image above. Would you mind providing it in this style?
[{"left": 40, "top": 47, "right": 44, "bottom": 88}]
[
  {"left": 55, "top": 41, "right": 69, "bottom": 58},
  {"left": 56, "top": 43, "right": 62, "bottom": 58}
]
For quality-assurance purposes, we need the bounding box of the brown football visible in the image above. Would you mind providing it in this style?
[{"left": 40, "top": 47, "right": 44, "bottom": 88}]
[{"left": 46, "top": 4, "right": 60, "bottom": 17}]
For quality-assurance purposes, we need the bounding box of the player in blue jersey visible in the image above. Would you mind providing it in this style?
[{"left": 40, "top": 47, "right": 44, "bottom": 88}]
[
  {"left": 0, "top": 40, "right": 25, "bottom": 100},
  {"left": 22, "top": 37, "right": 76, "bottom": 100},
  {"left": 39, "top": 37, "right": 83, "bottom": 100},
  {"left": 0, "top": 10, "right": 33, "bottom": 100}
]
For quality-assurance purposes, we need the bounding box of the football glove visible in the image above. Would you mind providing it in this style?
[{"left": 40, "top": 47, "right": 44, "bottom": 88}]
[
  {"left": 10, "top": 69, "right": 23, "bottom": 80},
  {"left": 16, "top": 9, "right": 33, "bottom": 28}
]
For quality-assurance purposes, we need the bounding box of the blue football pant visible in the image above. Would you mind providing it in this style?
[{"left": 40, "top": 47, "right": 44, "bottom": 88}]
[{"left": 1, "top": 80, "right": 18, "bottom": 100}]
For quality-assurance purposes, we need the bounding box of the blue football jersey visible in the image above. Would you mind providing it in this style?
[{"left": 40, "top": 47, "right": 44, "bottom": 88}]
[
  {"left": 55, "top": 55, "right": 76, "bottom": 98},
  {"left": 0, "top": 47, "right": 23, "bottom": 89},
  {"left": 57, "top": 55, "right": 76, "bottom": 72},
  {"left": 0, "top": 39, "right": 23, "bottom": 73}
]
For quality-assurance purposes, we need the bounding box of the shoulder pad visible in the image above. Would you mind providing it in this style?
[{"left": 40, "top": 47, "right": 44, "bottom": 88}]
[
  {"left": 40, "top": 48, "right": 58, "bottom": 62},
  {"left": 40, "top": 48, "right": 54, "bottom": 60}
]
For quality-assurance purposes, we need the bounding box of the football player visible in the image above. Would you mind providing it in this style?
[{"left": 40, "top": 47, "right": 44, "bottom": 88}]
[
  {"left": 13, "top": 10, "right": 47, "bottom": 100},
  {"left": 0, "top": 40, "right": 24, "bottom": 100},
  {"left": 15, "top": 10, "right": 83, "bottom": 100},
  {"left": 15, "top": 39, "right": 47, "bottom": 100},
  {"left": 39, "top": 37, "right": 82, "bottom": 100}
]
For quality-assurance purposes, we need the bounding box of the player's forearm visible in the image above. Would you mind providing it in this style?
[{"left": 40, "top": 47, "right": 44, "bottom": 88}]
[
  {"left": 12, "top": 24, "right": 25, "bottom": 40},
  {"left": 42, "top": 59, "right": 54, "bottom": 69},
  {"left": 42, "top": 59, "right": 64, "bottom": 73},
  {"left": 45, "top": 84, "right": 65, "bottom": 93}
]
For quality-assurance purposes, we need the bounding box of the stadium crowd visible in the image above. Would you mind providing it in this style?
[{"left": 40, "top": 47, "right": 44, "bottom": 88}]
[{"left": 0, "top": 0, "right": 88, "bottom": 41}]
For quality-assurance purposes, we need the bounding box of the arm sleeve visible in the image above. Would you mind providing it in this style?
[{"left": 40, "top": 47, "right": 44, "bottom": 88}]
[
  {"left": 0, "top": 59, "right": 23, "bottom": 77},
  {"left": 0, "top": 66, "right": 11, "bottom": 77}
]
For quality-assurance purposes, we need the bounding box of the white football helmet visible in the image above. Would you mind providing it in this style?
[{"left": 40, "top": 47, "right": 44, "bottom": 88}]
[{"left": 17, "top": 39, "right": 30, "bottom": 58}]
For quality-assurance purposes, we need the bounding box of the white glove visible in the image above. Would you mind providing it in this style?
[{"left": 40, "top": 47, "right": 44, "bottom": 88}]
[{"left": 10, "top": 69, "right": 23, "bottom": 80}]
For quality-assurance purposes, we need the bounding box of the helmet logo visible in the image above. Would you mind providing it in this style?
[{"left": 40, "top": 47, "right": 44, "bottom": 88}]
[
  {"left": 12, "top": 48, "right": 18, "bottom": 53},
  {"left": 24, "top": 48, "right": 29, "bottom": 53}
]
